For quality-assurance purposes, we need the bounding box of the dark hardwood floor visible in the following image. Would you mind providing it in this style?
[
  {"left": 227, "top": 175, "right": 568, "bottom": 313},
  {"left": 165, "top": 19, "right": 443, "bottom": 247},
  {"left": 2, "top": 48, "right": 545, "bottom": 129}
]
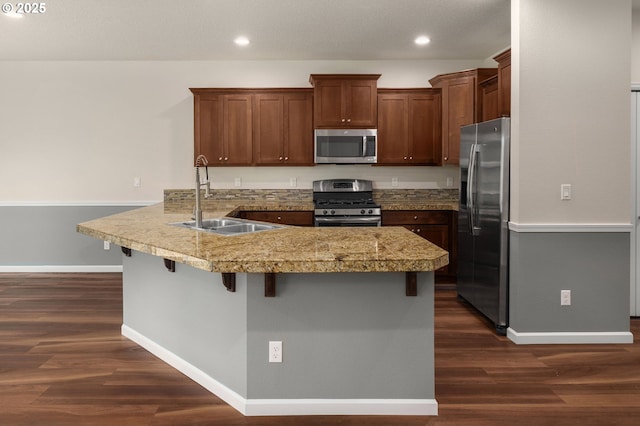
[{"left": 1, "top": 273, "right": 639, "bottom": 425}]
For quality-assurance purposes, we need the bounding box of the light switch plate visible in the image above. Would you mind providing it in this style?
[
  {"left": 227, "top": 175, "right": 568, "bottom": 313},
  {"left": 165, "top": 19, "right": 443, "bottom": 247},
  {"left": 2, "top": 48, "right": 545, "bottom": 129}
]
[{"left": 560, "top": 184, "right": 571, "bottom": 200}]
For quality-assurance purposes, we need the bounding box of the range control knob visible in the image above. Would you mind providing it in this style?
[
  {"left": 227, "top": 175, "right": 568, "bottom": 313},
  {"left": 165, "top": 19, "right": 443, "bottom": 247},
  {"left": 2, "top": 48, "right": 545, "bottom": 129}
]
[
  {"left": 331, "top": 210, "right": 335, "bottom": 215},
  {"left": 323, "top": 210, "right": 328, "bottom": 215},
  {"left": 368, "top": 209, "right": 373, "bottom": 214},
  {"left": 360, "top": 209, "right": 365, "bottom": 215}
]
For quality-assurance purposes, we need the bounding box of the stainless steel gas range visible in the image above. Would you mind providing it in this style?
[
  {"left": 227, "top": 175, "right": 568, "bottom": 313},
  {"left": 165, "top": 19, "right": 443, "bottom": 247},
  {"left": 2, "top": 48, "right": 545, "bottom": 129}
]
[{"left": 312, "top": 179, "right": 381, "bottom": 227}]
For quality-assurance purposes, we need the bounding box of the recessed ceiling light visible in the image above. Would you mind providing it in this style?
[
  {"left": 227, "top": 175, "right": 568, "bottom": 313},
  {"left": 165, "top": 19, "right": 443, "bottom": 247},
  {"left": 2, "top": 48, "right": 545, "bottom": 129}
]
[
  {"left": 414, "top": 36, "right": 431, "bottom": 46},
  {"left": 234, "top": 36, "right": 250, "bottom": 47}
]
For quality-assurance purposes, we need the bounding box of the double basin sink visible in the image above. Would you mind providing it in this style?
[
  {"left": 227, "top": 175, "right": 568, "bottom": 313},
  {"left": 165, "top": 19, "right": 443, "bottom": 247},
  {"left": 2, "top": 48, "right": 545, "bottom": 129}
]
[{"left": 171, "top": 218, "right": 284, "bottom": 236}]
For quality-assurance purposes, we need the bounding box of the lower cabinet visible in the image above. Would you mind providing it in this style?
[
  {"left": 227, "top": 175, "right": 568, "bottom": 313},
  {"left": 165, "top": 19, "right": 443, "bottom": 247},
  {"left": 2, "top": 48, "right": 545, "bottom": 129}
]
[
  {"left": 382, "top": 210, "right": 457, "bottom": 283},
  {"left": 238, "top": 211, "right": 314, "bottom": 226}
]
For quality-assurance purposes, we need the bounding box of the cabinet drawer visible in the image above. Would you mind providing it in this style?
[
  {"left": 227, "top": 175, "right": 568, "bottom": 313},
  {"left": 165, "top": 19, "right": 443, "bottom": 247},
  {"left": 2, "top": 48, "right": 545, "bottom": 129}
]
[{"left": 382, "top": 210, "right": 450, "bottom": 225}]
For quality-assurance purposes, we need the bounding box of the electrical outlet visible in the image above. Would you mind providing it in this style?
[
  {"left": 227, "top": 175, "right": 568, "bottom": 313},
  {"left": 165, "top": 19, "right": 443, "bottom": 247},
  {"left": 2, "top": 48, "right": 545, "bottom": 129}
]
[
  {"left": 133, "top": 177, "right": 141, "bottom": 188},
  {"left": 290, "top": 177, "right": 297, "bottom": 187},
  {"left": 269, "top": 341, "right": 282, "bottom": 363},
  {"left": 446, "top": 177, "right": 454, "bottom": 187},
  {"left": 103, "top": 241, "right": 111, "bottom": 250},
  {"left": 392, "top": 177, "right": 398, "bottom": 187},
  {"left": 561, "top": 289, "right": 571, "bottom": 306},
  {"left": 234, "top": 177, "right": 242, "bottom": 187}
]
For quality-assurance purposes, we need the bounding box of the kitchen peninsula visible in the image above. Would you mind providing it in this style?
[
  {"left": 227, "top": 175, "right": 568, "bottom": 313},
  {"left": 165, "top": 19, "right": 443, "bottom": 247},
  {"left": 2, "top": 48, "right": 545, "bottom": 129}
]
[{"left": 77, "top": 201, "right": 449, "bottom": 417}]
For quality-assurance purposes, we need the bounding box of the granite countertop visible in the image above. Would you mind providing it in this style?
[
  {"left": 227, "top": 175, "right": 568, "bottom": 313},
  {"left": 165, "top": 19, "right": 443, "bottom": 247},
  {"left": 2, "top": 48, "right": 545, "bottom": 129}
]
[{"left": 77, "top": 202, "right": 449, "bottom": 274}]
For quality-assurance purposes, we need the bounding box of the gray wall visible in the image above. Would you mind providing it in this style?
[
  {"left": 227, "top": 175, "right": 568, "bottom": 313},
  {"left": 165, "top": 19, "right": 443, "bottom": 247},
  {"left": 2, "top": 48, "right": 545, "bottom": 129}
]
[
  {"left": 122, "top": 250, "right": 435, "bottom": 401},
  {"left": 245, "top": 272, "right": 434, "bottom": 399},
  {"left": 0, "top": 205, "right": 138, "bottom": 269},
  {"left": 509, "top": 231, "right": 630, "bottom": 333},
  {"left": 123, "top": 253, "right": 249, "bottom": 395}
]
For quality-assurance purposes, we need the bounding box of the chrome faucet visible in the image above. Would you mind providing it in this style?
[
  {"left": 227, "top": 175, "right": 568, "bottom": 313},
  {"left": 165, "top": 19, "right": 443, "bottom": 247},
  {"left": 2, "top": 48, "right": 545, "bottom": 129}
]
[{"left": 194, "top": 154, "right": 212, "bottom": 228}]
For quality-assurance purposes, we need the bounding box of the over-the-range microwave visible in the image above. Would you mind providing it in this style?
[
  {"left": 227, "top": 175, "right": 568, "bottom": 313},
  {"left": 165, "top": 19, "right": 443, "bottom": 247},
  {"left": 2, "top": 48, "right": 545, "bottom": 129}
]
[{"left": 314, "top": 129, "right": 377, "bottom": 164}]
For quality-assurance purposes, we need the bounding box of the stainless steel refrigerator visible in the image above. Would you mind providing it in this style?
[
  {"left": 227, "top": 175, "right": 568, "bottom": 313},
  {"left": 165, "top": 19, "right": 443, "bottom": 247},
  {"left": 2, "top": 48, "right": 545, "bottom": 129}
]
[{"left": 458, "top": 117, "right": 510, "bottom": 335}]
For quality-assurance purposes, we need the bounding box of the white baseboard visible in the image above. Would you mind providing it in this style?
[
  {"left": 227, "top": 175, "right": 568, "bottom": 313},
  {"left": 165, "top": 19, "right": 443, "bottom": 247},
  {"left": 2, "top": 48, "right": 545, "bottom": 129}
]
[
  {"left": 122, "top": 324, "right": 438, "bottom": 417},
  {"left": 0, "top": 265, "right": 123, "bottom": 273},
  {"left": 507, "top": 328, "right": 634, "bottom": 344},
  {"left": 244, "top": 398, "right": 438, "bottom": 416},
  {"left": 508, "top": 222, "right": 633, "bottom": 233}
]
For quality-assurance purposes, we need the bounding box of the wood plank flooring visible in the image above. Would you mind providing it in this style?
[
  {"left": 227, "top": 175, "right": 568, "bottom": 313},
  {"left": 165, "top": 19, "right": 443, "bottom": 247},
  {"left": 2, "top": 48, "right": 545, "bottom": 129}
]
[{"left": 1, "top": 273, "right": 639, "bottom": 425}]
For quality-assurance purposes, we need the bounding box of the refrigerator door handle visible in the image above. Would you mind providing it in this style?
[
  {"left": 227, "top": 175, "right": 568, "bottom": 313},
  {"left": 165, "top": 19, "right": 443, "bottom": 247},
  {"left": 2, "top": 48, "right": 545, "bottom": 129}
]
[{"left": 467, "top": 144, "right": 477, "bottom": 235}]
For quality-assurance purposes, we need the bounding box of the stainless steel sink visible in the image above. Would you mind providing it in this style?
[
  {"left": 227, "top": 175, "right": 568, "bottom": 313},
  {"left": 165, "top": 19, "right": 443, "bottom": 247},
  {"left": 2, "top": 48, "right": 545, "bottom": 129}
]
[{"left": 170, "top": 218, "right": 284, "bottom": 236}]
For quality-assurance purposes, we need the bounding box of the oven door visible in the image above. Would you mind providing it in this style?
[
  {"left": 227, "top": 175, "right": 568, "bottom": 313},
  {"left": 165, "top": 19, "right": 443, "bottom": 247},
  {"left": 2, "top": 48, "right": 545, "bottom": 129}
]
[{"left": 314, "top": 216, "right": 381, "bottom": 227}]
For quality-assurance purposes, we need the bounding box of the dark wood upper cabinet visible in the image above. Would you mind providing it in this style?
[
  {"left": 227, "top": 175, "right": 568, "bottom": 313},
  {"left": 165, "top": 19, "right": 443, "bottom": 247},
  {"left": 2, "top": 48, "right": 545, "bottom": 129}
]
[
  {"left": 429, "top": 68, "right": 497, "bottom": 165},
  {"left": 377, "top": 89, "right": 442, "bottom": 166},
  {"left": 494, "top": 49, "right": 511, "bottom": 117},
  {"left": 309, "top": 74, "right": 380, "bottom": 128},
  {"left": 253, "top": 90, "right": 314, "bottom": 166},
  {"left": 191, "top": 89, "right": 253, "bottom": 166},
  {"left": 191, "top": 88, "right": 312, "bottom": 167},
  {"left": 480, "top": 75, "right": 499, "bottom": 122}
]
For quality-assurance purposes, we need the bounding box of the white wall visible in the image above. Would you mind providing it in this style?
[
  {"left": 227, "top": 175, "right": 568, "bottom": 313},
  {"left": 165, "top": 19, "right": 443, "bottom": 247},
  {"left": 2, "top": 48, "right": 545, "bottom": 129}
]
[
  {"left": 634, "top": 9, "right": 640, "bottom": 83},
  {"left": 511, "top": 0, "right": 631, "bottom": 224},
  {"left": 0, "top": 59, "right": 485, "bottom": 204}
]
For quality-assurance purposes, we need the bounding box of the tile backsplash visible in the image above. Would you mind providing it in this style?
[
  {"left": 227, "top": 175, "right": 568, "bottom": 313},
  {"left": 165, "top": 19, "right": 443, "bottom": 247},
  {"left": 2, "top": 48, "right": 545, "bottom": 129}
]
[{"left": 164, "top": 188, "right": 458, "bottom": 213}]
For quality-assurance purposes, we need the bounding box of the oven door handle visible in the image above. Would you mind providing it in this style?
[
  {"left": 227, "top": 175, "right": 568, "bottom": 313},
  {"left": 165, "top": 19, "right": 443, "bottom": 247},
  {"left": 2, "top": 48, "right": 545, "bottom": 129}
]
[{"left": 315, "top": 216, "right": 381, "bottom": 226}]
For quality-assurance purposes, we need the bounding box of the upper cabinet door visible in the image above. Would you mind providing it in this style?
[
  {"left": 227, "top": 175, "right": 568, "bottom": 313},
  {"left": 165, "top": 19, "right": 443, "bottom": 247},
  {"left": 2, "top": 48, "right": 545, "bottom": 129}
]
[
  {"left": 253, "top": 94, "right": 285, "bottom": 164},
  {"left": 253, "top": 91, "right": 314, "bottom": 166},
  {"left": 193, "top": 93, "right": 224, "bottom": 165},
  {"left": 408, "top": 92, "right": 441, "bottom": 165},
  {"left": 493, "top": 49, "right": 511, "bottom": 118},
  {"left": 283, "top": 92, "right": 314, "bottom": 165},
  {"left": 310, "top": 74, "right": 380, "bottom": 128},
  {"left": 223, "top": 94, "right": 253, "bottom": 165},
  {"left": 191, "top": 89, "right": 252, "bottom": 166},
  {"left": 377, "top": 93, "right": 409, "bottom": 164},
  {"left": 377, "top": 89, "right": 441, "bottom": 166}
]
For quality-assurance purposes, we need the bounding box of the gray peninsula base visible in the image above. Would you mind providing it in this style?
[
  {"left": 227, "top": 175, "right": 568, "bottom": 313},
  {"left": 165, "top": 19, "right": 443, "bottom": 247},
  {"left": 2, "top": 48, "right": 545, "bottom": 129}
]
[{"left": 121, "top": 251, "right": 437, "bottom": 416}]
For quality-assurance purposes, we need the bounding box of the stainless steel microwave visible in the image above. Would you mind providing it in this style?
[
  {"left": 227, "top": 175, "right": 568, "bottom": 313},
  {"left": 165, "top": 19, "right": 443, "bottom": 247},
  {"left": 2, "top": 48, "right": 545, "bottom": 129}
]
[{"left": 314, "top": 129, "right": 377, "bottom": 164}]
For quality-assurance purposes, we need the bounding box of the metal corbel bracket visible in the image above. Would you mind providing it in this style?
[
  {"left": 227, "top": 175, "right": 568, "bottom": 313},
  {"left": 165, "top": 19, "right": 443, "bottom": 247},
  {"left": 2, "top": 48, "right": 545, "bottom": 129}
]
[{"left": 121, "top": 247, "right": 132, "bottom": 257}]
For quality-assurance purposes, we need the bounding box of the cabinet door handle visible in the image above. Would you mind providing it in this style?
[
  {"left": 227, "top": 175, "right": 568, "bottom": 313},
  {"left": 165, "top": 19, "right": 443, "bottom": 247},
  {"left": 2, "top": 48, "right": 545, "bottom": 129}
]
[
  {"left": 404, "top": 156, "right": 408, "bottom": 160},
  {"left": 277, "top": 216, "right": 282, "bottom": 221},
  {"left": 279, "top": 156, "right": 283, "bottom": 160},
  {"left": 284, "top": 157, "right": 289, "bottom": 161},
  {"left": 341, "top": 118, "right": 346, "bottom": 123},
  {"left": 224, "top": 157, "right": 229, "bottom": 161},
  {"left": 444, "top": 156, "right": 448, "bottom": 161},
  {"left": 218, "top": 157, "right": 223, "bottom": 161},
  {"left": 346, "top": 118, "right": 351, "bottom": 123},
  {"left": 413, "top": 216, "right": 418, "bottom": 220}
]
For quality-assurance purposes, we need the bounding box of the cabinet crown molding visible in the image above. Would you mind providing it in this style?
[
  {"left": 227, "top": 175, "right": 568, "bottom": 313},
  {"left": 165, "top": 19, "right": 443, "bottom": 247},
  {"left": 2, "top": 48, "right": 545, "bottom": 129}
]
[
  {"left": 309, "top": 74, "right": 381, "bottom": 86},
  {"left": 428, "top": 68, "right": 497, "bottom": 87}
]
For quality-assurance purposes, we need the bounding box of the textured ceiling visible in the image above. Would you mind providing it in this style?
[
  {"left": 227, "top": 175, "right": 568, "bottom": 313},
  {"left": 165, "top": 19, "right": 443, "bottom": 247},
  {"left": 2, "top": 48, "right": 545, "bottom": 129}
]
[{"left": 0, "top": 0, "right": 512, "bottom": 60}]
